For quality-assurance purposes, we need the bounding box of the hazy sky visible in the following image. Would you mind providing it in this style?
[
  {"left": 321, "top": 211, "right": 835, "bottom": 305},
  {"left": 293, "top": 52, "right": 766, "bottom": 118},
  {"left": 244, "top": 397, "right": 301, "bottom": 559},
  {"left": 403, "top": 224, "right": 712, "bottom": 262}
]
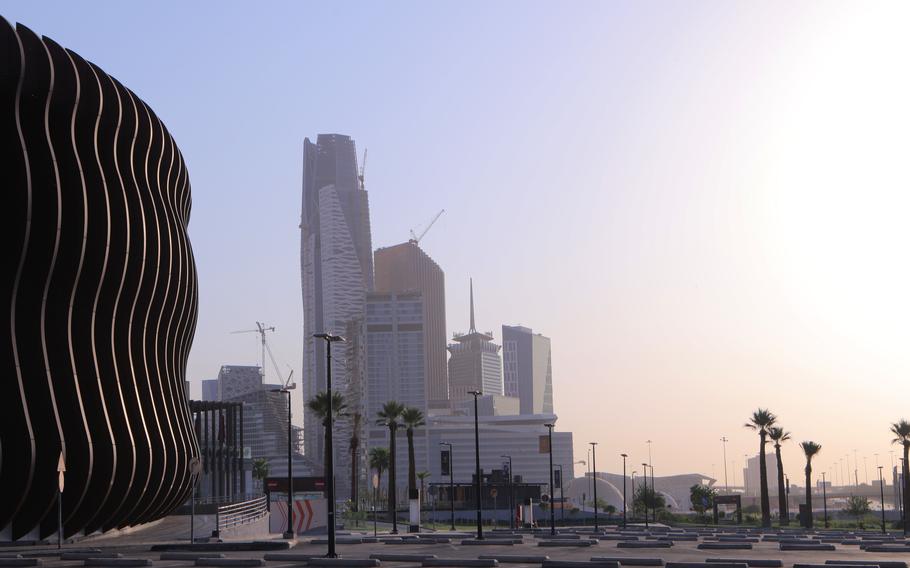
[{"left": 6, "top": 1, "right": 910, "bottom": 486}]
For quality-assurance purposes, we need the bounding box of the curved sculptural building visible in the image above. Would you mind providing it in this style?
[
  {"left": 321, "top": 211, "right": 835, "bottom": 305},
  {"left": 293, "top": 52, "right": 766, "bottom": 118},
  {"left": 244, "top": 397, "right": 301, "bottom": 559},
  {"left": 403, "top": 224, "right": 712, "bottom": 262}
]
[{"left": 0, "top": 18, "right": 199, "bottom": 540}]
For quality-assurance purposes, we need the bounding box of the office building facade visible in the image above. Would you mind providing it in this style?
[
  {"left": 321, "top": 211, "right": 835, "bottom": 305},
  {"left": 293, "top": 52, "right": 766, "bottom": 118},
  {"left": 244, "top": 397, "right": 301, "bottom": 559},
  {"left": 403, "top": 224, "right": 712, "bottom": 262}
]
[
  {"left": 447, "top": 280, "right": 503, "bottom": 402},
  {"left": 300, "top": 134, "right": 373, "bottom": 499},
  {"left": 374, "top": 242, "right": 449, "bottom": 409},
  {"left": 502, "top": 325, "right": 554, "bottom": 415}
]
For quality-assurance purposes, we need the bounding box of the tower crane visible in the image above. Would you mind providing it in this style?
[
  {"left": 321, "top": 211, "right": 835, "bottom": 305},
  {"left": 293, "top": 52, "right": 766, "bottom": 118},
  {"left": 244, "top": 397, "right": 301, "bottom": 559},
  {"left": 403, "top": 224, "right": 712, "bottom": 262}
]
[
  {"left": 358, "top": 148, "right": 368, "bottom": 191},
  {"left": 229, "top": 321, "right": 283, "bottom": 382},
  {"left": 409, "top": 209, "right": 445, "bottom": 245}
]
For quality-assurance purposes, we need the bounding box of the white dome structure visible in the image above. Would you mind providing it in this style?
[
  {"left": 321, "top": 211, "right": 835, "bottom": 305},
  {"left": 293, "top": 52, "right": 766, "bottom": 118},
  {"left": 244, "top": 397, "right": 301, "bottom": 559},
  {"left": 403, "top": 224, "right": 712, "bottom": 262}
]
[{"left": 564, "top": 475, "right": 625, "bottom": 510}]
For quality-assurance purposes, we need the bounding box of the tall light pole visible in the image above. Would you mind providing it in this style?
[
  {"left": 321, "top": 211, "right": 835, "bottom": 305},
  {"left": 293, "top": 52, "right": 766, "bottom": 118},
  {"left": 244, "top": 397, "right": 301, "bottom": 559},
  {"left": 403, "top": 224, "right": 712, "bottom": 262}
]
[
  {"left": 650, "top": 464, "right": 656, "bottom": 522},
  {"left": 821, "top": 471, "right": 828, "bottom": 528},
  {"left": 590, "top": 442, "right": 598, "bottom": 531},
  {"left": 440, "top": 442, "right": 455, "bottom": 530},
  {"left": 556, "top": 464, "right": 565, "bottom": 526},
  {"left": 641, "top": 463, "right": 649, "bottom": 528},
  {"left": 587, "top": 449, "right": 592, "bottom": 510},
  {"left": 501, "top": 455, "right": 514, "bottom": 529},
  {"left": 720, "top": 437, "right": 729, "bottom": 494},
  {"left": 620, "top": 453, "right": 628, "bottom": 528},
  {"left": 879, "top": 466, "right": 887, "bottom": 535},
  {"left": 469, "top": 390, "right": 484, "bottom": 540},
  {"left": 544, "top": 423, "right": 556, "bottom": 535},
  {"left": 314, "top": 332, "right": 345, "bottom": 558},
  {"left": 270, "top": 385, "right": 296, "bottom": 540}
]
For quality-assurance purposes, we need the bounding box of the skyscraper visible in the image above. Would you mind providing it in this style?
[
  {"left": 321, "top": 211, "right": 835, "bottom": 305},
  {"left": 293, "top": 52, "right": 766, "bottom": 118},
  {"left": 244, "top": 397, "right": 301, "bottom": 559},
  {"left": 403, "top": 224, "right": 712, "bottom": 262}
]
[
  {"left": 364, "top": 291, "right": 429, "bottom": 491},
  {"left": 447, "top": 280, "right": 503, "bottom": 402},
  {"left": 300, "top": 134, "right": 373, "bottom": 498},
  {"left": 374, "top": 242, "right": 448, "bottom": 409},
  {"left": 502, "top": 325, "right": 554, "bottom": 415}
]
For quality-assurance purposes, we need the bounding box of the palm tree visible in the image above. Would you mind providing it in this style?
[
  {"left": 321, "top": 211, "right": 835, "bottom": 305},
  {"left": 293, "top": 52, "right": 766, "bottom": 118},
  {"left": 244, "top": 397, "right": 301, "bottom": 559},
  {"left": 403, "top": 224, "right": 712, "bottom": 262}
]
[
  {"left": 890, "top": 419, "right": 910, "bottom": 536},
  {"left": 745, "top": 408, "right": 776, "bottom": 527},
  {"left": 349, "top": 412, "right": 362, "bottom": 511},
  {"left": 369, "top": 446, "right": 390, "bottom": 500},
  {"left": 376, "top": 401, "right": 405, "bottom": 533},
  {"left": 307, "top": 391, "right": 348, "bottom": 468},
  {"left": 252, "top": 458, "right": 270, "bottom": 494},
  {"left": 800, "top": 441, "right": 822, "bottom": 528},
  {"left": 417, "top": 471, "right": 431, "bottom": 526},
  {"left": 769, "top": 426, "right": 791, "bottom": 525},
  {"left": 401, "top": 407, "right": 426, "bottom": 500}
]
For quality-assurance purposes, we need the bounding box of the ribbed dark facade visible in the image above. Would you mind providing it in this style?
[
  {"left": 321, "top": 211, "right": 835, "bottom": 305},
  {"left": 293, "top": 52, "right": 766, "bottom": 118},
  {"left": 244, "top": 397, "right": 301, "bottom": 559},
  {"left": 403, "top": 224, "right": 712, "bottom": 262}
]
[{"left": 0, "top": 18, "right": 199, "bottom": 540}]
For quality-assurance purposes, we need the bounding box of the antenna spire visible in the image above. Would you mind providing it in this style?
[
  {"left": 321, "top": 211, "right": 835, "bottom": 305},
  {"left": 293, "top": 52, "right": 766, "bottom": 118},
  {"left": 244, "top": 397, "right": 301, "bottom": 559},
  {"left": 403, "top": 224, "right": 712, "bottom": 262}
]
[{"left": 469, "top": 278, "right": 476, "bottom": 332}]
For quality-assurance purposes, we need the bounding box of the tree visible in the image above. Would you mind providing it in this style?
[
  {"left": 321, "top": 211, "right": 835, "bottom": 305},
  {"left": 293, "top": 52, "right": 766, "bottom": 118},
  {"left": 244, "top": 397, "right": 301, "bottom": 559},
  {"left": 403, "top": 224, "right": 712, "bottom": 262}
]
[
  {"left": 376, "top": 401, "right": 405, "bottom": 532},
  {"left": 349, "top": 412, "right": 362, "bottom": 511},
  {"left": 745, "top": 408, "right": 776, "bottom": 527},
  {"left": 632, "top": 483, "right": 665, "bottom": 515},
  {"left": 690, "top": 484, "right": 718, "bottom": 516},
  {"left": 369, "top": 447, "right": 390, "bottom": 500},
  {"left": 891, "top": 419, "right": 910, "bottom": 536},
  {"left": 604, "top": 504, "right": 617, "bottom": 517},
  {"left": 768, "top": 426, "right": 791, "bottom": 525},
  {"left": 401, "top": 407, "right": 426, "bottom": 501},
  {"left": 800, "top": 441, "right": 821, "bottom": 528},
  {"left": 252, "top": 458, "right": 270, "bottom": 493},
  {"left": 307, "top": 390, "right": 348, "bottom": 468},
  {"left": 844, "top": 495, "right": 871, "bottom": 528}
]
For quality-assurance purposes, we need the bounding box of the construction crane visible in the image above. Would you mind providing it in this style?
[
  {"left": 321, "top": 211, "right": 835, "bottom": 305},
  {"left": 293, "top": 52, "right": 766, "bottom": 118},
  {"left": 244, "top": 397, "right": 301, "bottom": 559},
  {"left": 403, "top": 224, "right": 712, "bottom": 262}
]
[
  {"left": 229, "top": 321, "right": 282, "bottom": 382},
  {"left": 409, "top": 209, "right": 445, "bottom": 245},
  {"left": 358, "top": 148, "right": 368, "bottom": 191}
]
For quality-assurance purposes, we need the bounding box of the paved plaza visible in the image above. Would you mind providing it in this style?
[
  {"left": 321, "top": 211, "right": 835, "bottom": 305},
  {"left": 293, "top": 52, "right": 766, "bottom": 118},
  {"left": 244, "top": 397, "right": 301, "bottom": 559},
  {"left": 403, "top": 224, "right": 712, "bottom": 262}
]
[{"left": 4, "top": 522, "right": 910, "bottom": 568}]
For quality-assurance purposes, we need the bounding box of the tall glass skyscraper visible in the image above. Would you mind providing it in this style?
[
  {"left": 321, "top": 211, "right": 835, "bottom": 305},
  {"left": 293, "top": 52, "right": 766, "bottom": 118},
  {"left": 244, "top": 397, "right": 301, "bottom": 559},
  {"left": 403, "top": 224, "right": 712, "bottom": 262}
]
[{"left": 300, "top": 134, "right": 373, "bottom": 498}]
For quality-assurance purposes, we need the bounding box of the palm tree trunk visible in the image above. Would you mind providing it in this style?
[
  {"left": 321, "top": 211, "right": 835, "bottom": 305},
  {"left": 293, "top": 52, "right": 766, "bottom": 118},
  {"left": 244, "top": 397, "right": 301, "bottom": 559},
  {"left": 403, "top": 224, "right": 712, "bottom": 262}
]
[
  {"left": 805, "top": 465, "right": 813, "bottom": 528},
  {"left": 759, "top": 433, "right": 771, "bottom": 527},
  {"left": 775, "top": 445, "right": 788, "bottom": 525},
  {"left": 903, "top": 444, "right": 909, "bottom": 536},
  {"left": 407, "top": 428, "right": 417, "bottom": 497},
  {"left": 389, "top": 425, "right": 397, "bottom": 531},
  {"left": 351, "top": 442, "right": 359, "bottom": 511}
]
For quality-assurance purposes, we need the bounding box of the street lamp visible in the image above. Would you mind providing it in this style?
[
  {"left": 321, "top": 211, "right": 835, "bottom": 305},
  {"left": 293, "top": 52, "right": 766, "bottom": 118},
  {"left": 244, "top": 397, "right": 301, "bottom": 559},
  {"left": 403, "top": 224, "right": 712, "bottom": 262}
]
[
  {"left": 720, "top": 437, "right": 729, "bottom": 494},
  {"left": 270, "top": 384, "right": 296, "bottom": 540},
  {"left": 544, "top": 423, "right": 556, "bottom": 535},
  {"left": 879, "top": 466, "right": 887, "bottom": 535},
  {"left": 501, "top": 455, "right": 514, "bottom": 529},
  {"left": 642, "top": 463, "right": 649, "bottom": 528},
  {"left": 620, "top": 453, "right": 628, "bottom": 528},
  {"left": 822, "top": 471, "right": 828, "bottom": 528},
  {"left": 590, "top": 442, "right": 598, "bottom": 531},
  {"left": 440, "top": 442, "right": 455, "bottom": 530},
  {"left": 313, "top": 332, "right": 345, "bottom": 558},
  {"left": 468, "top": 390, "right": 484, "bottom": 540}
]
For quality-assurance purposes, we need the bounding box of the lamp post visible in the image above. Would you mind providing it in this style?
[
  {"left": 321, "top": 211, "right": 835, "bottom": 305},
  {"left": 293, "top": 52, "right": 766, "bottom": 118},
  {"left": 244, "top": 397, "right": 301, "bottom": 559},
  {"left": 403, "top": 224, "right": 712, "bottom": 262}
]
[
  {"left": 544, "top": 423, "right": 556, "bottom": 535},
  {"left": 469, "top": 390, "right": 484, "bottom": 540},
  {"left": 556, "top": 464, "right": 565, "bottom": 526},
  {"left": 650, "top": 464, "right": 656, "bottom": 522},
  {"left": 502, "top": 455, "right": 514, "bottom": 529},
  {"left": 620, "top": 454, "right": 628, "bottom": 528},
  {"left": 822, "top": 471, "right": 828, "bottom": 528},
  {"left": 590, "top": 442, "right": 598, "bottom": 531},
  {"left": 440, "top": 442, "right": 455, "bottom": 530},
  {"left": 720, "top": 437, "right": 729, "bottom": 494},
  {"left": 642, "top": 463, "right": 649, "bottom": 528},
  {"left": 879, "top": 466, "right": 887, "bottom": 535},
  {"left": 314, "top": 332, "right": 345, "bottom": 558},
  {"left": 270, "top": 385, "right": 296, "bottom": 540}
]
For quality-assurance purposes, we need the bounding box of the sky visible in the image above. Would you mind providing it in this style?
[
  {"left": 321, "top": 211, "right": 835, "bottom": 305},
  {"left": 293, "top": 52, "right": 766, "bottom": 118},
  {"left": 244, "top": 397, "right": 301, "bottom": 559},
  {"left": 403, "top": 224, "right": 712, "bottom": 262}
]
[{"left": 6, "top": 0, "right": 910, "bottom": 486}]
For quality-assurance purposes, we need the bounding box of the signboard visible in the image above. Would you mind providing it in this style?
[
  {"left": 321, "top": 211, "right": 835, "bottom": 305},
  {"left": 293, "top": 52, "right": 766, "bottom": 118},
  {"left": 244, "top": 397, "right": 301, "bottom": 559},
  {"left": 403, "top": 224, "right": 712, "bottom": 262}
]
[
  {"left": 554, "top": 468, "right": 562, "bottom": 489},
  {"left": 265, "top": 476, "right": 325, "bottom": 493},
  {"left": 269, "top": 499, "right": 326, "bottom": 534},
  {"left": 490, "top": 488, "right": 498, "bottom": 498},
  {"left": 539, "top": 435, "right": 550, "bottom": 453},
  {"left": 441, "top": 449, "right": 451, "bottom": 476}
]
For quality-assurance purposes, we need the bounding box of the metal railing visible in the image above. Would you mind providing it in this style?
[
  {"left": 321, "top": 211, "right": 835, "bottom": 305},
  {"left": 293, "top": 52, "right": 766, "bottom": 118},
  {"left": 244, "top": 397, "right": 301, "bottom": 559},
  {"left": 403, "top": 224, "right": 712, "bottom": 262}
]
[{"left": 213, "top": 496, "right": 268, "bottom": 537}]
